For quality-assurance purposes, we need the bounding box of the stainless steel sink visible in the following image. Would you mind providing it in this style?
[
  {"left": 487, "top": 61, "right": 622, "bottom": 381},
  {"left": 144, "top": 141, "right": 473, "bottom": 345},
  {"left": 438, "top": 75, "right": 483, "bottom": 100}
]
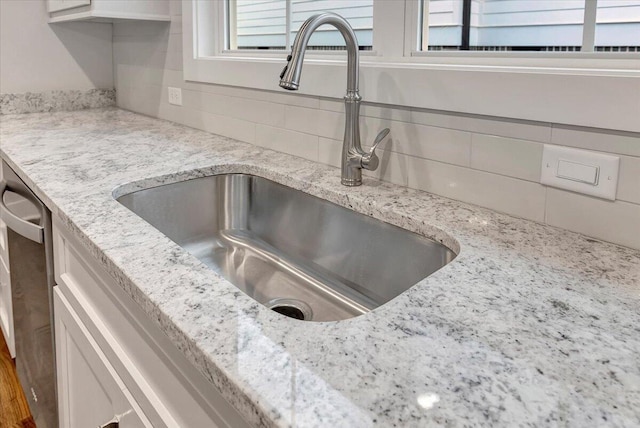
[{"left": 116, "top": 174, "right": 456, "bottom": 321}]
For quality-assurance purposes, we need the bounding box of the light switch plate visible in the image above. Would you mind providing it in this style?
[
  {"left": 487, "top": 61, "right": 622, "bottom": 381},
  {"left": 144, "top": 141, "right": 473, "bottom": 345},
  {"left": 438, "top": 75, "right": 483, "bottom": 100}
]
[
  {"left": 541, "top": 144, "right": 619, "bottom": 200},
  {"left": 168, "top": 87, "right": 182, "bottom": 106}
]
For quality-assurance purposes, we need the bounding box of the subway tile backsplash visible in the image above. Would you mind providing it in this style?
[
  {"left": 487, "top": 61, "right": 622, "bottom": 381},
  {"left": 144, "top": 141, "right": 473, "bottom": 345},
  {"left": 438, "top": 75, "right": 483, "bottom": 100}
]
[
  {"left": 406, "top": 156, "right": 548, "bottom": 223},
  {"left": 617, "top": 155, "right": 640, "bottom": 205},
  {"left": 470, "top": 134, "right": 543, "bottom": 182},
  {"left": 255, "top": 124, "right": 319, "bottom": 162},
  {"left": 551, "top": 126, "right": 640, "bottom": 157},
  {"left": 545, "top": 188, "right": 640, "bottom": 250},
  {"left": 113, "top": 10, "right": 640, "bottom": 250}
]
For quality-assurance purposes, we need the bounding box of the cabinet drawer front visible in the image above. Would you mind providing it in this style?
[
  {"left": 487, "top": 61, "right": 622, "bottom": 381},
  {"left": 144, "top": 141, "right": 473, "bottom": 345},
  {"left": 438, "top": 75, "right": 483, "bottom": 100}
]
[
  {"left": 53, "top": 217, "right": 248, "bottom": 428},
  {"left": 54, "top": 287, "right": 150, "bottom": 428}
]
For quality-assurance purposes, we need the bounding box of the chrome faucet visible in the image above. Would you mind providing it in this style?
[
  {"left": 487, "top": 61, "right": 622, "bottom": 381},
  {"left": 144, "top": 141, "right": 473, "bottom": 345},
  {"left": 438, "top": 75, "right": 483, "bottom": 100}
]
[{"left": 279, "top": 12, "right": 390, "bottom": 186}]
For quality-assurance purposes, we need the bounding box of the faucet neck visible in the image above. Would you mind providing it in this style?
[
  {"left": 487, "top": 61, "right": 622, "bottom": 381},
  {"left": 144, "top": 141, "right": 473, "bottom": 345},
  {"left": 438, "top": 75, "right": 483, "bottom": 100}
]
[{"left": 282, "top": 12, "right": 360, "bottom": 93}]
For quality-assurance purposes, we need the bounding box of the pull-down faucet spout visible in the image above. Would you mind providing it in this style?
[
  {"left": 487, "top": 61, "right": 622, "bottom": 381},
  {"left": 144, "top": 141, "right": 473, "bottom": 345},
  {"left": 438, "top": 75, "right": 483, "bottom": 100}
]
[{"left": 279, "top": 12, "right": 389, "bottom": 187}]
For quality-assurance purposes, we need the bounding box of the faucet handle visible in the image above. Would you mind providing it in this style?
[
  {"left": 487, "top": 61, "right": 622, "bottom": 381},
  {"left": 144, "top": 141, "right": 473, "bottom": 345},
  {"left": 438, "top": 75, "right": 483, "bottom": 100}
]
[{"left": 361, "top": 128, "right": 390, "bottom": 171}]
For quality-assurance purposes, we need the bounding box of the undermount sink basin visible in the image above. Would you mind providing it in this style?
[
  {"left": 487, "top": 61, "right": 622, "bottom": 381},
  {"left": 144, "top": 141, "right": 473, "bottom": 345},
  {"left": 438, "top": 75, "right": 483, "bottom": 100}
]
[{"left": 116, "top": 174, "right": 456, "bottom": 321}]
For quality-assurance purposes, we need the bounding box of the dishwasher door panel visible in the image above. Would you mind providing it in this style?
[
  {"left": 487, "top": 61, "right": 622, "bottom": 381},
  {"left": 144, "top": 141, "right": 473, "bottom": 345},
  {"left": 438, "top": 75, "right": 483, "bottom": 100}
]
[
  {"left": 9, "top": 227, "right": 57, "bottom": 428},
  {"left": 2, "top": 160, "right": 57, "bottom": 428}
]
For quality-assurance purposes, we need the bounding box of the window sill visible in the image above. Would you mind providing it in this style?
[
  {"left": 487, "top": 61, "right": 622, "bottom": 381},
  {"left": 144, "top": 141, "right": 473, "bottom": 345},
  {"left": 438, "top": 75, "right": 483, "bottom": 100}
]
[{"left": 184, "top": 53, "right": 639, "bottom": 132}]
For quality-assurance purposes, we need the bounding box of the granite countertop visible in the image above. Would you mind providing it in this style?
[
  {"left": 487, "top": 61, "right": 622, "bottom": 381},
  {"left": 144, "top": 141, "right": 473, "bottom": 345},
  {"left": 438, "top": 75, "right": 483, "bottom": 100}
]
[{"left": 1, "top": 108, "right": 639, "bottom": 427}]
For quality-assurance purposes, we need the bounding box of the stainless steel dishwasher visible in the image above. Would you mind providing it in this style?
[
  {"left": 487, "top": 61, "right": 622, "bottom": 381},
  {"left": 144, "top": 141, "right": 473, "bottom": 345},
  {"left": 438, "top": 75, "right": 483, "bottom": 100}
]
[{"left": 0, "top": 160, "right": 57, "bottom": 427}]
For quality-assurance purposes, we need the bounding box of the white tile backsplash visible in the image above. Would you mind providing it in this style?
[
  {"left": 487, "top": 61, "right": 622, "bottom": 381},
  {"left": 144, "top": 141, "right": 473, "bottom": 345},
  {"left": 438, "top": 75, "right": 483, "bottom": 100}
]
[
  {"left": 410, "top": 109, "right": 553, "bottom": 143},
  {"left": 407, "top": 157, "right": 547, "bottom": 222},
  {"left": 185, "top": 89, "right": 285, "bottom": 128},
  {"left": 361, "top": 103, "right": 412, "bottom": 122},
  {"left": 551, "top": 125, "right": 640, "bottom": 157},
  {"left": 318, "top": 137, "right": 409, "bottom": 187},
  {"left": 617, "top": 155, "right": 640, "bottom": 205},
  {"left": 317, "top": 99, "right": 413, "bottom": 123},
  {"left": 546, "top": 188, "right": 640, "bottom": 250},
  {"left": 171, "top": 1, "right": 182, "bottom": 17},
  {"left": 162, "top": 101, "right": 257, "bottom": 144},
  {"left": 471, "top": 134, "right": 543, "bottom": 182},
  {"left": 169, "top": 17, "right": 182, "bottom": 35},
  {"left": 118, "top": 83, "right": 162, "bottom": 117},
  {"left": 164, "top": 34, "right": 183, "bottom": 71},
  {"left": 113, "top": 21, "right": 168, "bottom": 37},
  {"left": 363, "top": 118, "right": 472, "bottom": 166},
  {"left": 318, "top": 137, "right": 342, "bottom": 167},
  {"left": 315, "top": 108, "right": 345, "bottom": 141},
  {"left": 363, "top": 148, "right": 410, "bottom": 187},
  {"left": 284, "top": 105, "right": 319, "bottom": 135},
  {"left": 255, "top": 125, "right": 318, "bottom": 162},
  {"left": 318, "top": 98, "right": 344, "bottom": 113},
  {"left": 117, "top": 63, "right": 164, "bottom": 87},
  {"left": 113, "top": 12, "right": 640, "bottom": 250},
  {"left": 197, "top": 110, "right": 257, "bottom": 144}
]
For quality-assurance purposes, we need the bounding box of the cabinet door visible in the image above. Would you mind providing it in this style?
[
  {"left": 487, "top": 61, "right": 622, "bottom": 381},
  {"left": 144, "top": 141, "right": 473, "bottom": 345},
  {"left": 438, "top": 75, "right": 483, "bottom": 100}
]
[
  {"left": 54, "top": 287, "right": 151, "bottom": 428},
  {"left": 48, "top": 0, "right": 91, "bottom": 13}
]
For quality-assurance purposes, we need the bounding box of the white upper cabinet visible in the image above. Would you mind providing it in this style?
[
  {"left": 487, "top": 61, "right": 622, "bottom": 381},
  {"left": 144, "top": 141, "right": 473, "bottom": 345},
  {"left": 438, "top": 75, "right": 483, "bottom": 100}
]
[
  {"left": 48, "top": 0, "right": 91, "bottom": 13},
  {"left": 47, "top": 0, "right": 170, "bottom": 23}
]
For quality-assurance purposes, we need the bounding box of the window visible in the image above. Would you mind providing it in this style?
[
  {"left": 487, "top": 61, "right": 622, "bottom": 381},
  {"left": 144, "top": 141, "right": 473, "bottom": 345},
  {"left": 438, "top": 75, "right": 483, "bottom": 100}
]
[
  {"left": 421, "top": 0, "right": 640, "bottom": 52},
  {"left": 222, "top": 0, "right": 640, "bottom": 54},
  {"left": 422, "top": 0, "right": 587, "bottom": 51},
  {"left": 595, "top": 0, "right": 640, "bottom": 50},
  {"left": 229, "top": 0, "right": 373, "bottom": 51},
  {"left": 184, "top": 0, "right": 640, "bottom": 132}
]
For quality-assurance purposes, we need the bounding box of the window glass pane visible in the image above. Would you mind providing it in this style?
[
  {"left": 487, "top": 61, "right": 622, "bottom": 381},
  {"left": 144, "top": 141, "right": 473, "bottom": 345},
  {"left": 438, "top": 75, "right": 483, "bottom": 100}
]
[
  {"left": 234, "top": 0, "right": 287, "bottom": 49},
  {"left": 291, "top": 0, "right": 373, "bottom": 50},
  {"left": 422, "top": 0, "right": 587, "bottom": 51},
  {"left": 423, "top": 0, "right": 464, "bottom": 48},
  {"left": 594, "top": 0, "right": 640, "bottom": 51},
  {"left": 230, "top": 0, "right": 373, "bottom": 51}
]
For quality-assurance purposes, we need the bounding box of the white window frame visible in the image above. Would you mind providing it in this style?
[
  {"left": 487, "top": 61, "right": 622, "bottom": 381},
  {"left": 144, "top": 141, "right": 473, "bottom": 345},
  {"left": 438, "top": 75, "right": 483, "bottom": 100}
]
[{"left": 183, "top": 0, "right": 640, "bottom": 132}]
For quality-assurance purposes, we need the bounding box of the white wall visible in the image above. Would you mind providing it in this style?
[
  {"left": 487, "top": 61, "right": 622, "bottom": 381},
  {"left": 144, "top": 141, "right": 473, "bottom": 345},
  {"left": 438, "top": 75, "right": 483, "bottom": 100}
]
[
  {"left": 0, "top": 0, "right": 113, "bottom": 94},
  {"left": 113, "top": 1, "right": 640, "bottom": 250}
]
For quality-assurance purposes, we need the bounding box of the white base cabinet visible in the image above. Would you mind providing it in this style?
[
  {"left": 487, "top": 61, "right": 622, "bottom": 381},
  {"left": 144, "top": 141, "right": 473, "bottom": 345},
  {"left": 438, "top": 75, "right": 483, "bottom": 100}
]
[
  {"left": 54, "top": 287, "right": 151, "bottom": 428},
  {"left": 53, "top": 216, "right": 249, "bottom": 428}
]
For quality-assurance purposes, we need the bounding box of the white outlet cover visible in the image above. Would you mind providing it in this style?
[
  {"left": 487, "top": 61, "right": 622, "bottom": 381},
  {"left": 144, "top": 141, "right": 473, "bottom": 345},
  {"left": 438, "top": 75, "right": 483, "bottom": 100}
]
[
  {"left": 168, "top": 87, "right": 182, "bottom": 106},
  {"left": 540, "top": 144, "right": 619, "bottom": 200}
]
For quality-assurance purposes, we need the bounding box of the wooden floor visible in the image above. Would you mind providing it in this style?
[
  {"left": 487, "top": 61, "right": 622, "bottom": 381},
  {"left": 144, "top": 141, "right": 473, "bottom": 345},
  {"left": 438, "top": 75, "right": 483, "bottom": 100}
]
[{"left": 0, "top": 329, "right": 34, "bottom": 428}]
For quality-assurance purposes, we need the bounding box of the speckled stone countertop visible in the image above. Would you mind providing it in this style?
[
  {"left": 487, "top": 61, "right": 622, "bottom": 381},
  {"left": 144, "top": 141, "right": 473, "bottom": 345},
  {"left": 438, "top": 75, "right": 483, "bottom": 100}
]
[{"left": 2, "top": 108, "right": 639, "bottom": 427}]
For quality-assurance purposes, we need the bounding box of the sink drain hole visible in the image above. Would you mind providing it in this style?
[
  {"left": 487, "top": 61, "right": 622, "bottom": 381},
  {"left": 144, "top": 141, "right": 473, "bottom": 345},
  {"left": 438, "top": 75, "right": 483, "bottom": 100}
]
[
  {"left": 266, "top": 298, "right": 313, "bottom": 321},
  {"left": 272, "top": 306, "right": 305, "bottom": 320}
]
